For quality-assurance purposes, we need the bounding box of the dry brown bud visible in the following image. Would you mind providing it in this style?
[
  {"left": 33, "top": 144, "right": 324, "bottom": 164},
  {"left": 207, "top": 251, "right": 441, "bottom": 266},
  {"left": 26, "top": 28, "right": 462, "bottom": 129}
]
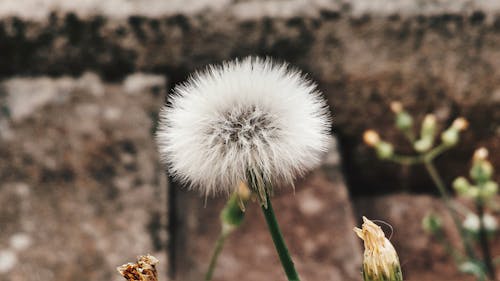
[{"left": 117, "top": 255, "right": 159, "bottom": 281}]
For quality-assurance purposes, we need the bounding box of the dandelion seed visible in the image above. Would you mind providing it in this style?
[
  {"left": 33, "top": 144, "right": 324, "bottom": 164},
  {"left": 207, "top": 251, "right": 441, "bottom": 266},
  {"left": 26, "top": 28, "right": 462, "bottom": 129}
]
[{"left": 156, "top": 57, "right": 331, "bottom": 196}]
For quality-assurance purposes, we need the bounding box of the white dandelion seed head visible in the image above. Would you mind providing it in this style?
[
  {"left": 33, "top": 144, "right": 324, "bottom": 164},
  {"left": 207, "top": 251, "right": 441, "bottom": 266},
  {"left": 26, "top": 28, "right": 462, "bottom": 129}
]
[{"left": 156, "top": 57, "right": 331, "bottom": 196}]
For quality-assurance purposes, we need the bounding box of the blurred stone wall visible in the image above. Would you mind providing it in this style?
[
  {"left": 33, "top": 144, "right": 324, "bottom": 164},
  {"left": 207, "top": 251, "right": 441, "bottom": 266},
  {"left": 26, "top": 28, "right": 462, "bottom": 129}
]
[
  {"left": 0, "top": 0, "right": 498, "bottom": 194},
  {"left": 0, "top": 0, "right": 499, "bottom": 281},
  {"left": 0, "top": 74, "right": 168, "bottom": 281}
]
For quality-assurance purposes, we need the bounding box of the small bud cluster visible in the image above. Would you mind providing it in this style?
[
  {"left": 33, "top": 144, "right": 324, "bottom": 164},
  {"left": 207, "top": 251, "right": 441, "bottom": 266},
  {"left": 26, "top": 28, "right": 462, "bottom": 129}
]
[
  {"left": 452, "top": 147, "right": 498, "bottom": 202},
  {"left": 452, "top": 147, "right": 498, "bottom": 238},
  {"left": 364, "top": 101, "right": 498, "bottom": 280},
  {"left": 363, "top": 101, "right": 468, "bottom": 162}
]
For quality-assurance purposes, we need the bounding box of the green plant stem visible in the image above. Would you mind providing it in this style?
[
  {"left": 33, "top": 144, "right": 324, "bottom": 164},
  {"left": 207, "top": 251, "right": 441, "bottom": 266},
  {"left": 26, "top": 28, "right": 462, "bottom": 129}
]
[
  {"left": 261, "top": 193, "right": 301, "bottom": 281},
  {"left": 390, "top": 154, "right": 423, "bottom": 165},
  {"left": 205, "top": 228, "right": 230, "bottom": 281},
  {"left": 475, "top": 201, "right": 496, "bottom": 281},
  {"left": 402, "top": 128, "right": 416, "bottom": 143},
  {"left": 424, "top": 160, "right": 476, "bottom": 260}
]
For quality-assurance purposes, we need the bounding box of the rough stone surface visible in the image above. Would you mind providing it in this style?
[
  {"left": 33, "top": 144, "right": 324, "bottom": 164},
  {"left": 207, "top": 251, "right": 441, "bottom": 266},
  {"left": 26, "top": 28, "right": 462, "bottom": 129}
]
[
  {"left": 355, "top": 194, "right": 500, "bottom": 281},
  {"left": 172, "top": 138, "right": 363, "bottom": 281},
  {"left": 0, "top": 0, "right": 497, "bottom": 194},
  {"left": 0, "top": 73, "right": 168, "bottom": 281}
]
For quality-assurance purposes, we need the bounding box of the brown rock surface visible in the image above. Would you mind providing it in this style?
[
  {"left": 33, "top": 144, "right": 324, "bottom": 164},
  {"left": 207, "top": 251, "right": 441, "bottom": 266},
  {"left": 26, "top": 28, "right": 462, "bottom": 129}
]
[
  {"left": 0, "top": 73, "right": 168, "bottom": 281},
  {"left": 0, "top": 0, "right": 497, "bottom": 194},
  {"left": 172, "top": 138, "right": 363, "bottom": 281}
]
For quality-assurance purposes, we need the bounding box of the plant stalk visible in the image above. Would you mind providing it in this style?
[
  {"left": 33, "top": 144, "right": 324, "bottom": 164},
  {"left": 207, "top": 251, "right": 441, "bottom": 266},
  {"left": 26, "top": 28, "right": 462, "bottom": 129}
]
[
  {"left": 424, "top": 161, "right": 476, "bottom": 260},
  {"left": 476, "top": 201, "right": 496, "bottom": 281},
  {"left": 205, "top": 228, "right": 230, "bottom": 281},
  {"left": 261, "top": 193, "right": 301, "bottom": 281}
]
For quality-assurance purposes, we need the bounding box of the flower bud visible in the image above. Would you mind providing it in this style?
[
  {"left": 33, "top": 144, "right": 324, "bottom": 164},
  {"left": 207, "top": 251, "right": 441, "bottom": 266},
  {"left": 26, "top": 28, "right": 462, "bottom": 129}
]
[
  {"left": 117, "top": 255, "right": 159, "bottom": 281},
  {"left": 422, "top": 213, "right": 442, "bottom": 234},
  {"left": 395, "top": 112, "right": 413, "bottom": 131},
  {"left": 376, "top": 142, "right": 394, "bottom": 160},
  {"left": 354, "top": 217, "right": 403, "bottom": 281},
  {"left": 463, "top": 213, "right": 498, "bottom": 235},
  {"left": 464, "top": 186, "right": 480, "bottom": 199},
  {"left": 452, "top": 177, "right": 471, "bottom": 196},
  {"left": 421, "top": 114, "right": 437, "bottom": 139},
  {"left": 451, "top": 117, "right": 468, "bottom": 131},
  {"left": 390, "top": 102, "right": 403, "bottom": 114},
  {"left": 414, "top": 137, "right": 433, "bottom": 152},
  {"left": 220, "top": 182, "right": 251, "bottom": 232},
  {"left": 441, "top": 128, "right": 459, "bottom": 146},
  {"left": 470, "top": 160, "right": 494, "bottom": 183},
  {"left": 473, "top": 147, "right": 488, "bottom": 161},
  {"left": 364, "top": 130, "right": 381, "bottom": 147},
  {"left": 480, "top": 181, "right": 498, "bottom": 201}
]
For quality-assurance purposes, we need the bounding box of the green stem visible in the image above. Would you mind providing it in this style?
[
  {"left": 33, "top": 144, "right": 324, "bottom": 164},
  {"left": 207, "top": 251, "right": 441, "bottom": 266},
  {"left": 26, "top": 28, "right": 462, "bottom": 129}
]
[
  {"left": 424, "top": 161, "right": 476, "bottom": 260},
  {"left": 402, "top": 128, "right": 416, "bottom": 144},
  {"left": 205, "top": 228, "right": 230, "bottom": 281},
  {"left": 390, "top": 154, "right": 423, "bottom": 165},
  {"left": 475, "top": 201, "right": 496, "bottom": 280},
  {"left": 261, "top": 193, "right": 301, "bottom": 281}
]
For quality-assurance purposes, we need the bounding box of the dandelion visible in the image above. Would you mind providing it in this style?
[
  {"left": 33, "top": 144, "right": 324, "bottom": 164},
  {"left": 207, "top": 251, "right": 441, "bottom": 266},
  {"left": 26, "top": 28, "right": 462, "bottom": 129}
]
[
  {"left": 156, "top": 57, "right": 331, "bottom": 197},
  {"left": 354, "top": 217, "right": 403, "bottom": 281},
  {"left": 157, "top": 57, "right": 331, "bottom": 281}
]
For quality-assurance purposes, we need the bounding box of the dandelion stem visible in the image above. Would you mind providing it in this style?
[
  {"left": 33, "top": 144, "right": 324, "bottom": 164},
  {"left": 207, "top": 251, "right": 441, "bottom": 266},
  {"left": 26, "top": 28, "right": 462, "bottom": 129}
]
[
  {"left": 475, "top": 200, "right": 496, "bottom": 280},
  {"left": 261, "top": 193, "right": 301, "bottom": 281},
  {"left": 424, "top": 161, "right": 476, "bottom": 260},
  {"left": 205, "top": 228, "right": 230, "bottom": 281}
]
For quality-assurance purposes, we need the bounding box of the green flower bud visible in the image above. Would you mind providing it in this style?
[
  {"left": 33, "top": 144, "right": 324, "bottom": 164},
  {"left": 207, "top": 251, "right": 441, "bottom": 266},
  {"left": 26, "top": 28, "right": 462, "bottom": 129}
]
[
  {"left": 422, "top": 213, "right": 442, "bottom": 234},
  {"left": 452, "top": 177, "right": 471, "bottom": 196},
  {"left": 376, "top": 142, "right": 394, "bottom": 160},
  {"left": 470, "top": 161, "right": 494, "bottom": 183},
  {"left": 414, "top": 137, "right": 433, "bottom": 152},
  {"left": 220, "top": 182, "right": 251, "bottom": 232},
  {"left": 465, "top": 186, "right": 480, "bottom": 199},
  {"left": 395, "top": 112, "right": 413, "bottom": 131},
  {"left": 420, "top": 114, "right": 437, "bottom": 139},
  {"left": 441, "top": 128, "right": 459, "bottom": 146},
  {"left": 480, "top": 181, "right": 498, "bottom": 201}
]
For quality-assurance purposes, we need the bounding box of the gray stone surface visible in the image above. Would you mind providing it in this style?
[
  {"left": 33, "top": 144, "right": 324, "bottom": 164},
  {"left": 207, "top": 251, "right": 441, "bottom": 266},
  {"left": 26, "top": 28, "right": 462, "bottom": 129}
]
[
  {"left": 0, "top": 73, "right": 168, "bottom": 281},
  {"left": 174, "top": 138, "right": 362, "bottom": 281}
]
